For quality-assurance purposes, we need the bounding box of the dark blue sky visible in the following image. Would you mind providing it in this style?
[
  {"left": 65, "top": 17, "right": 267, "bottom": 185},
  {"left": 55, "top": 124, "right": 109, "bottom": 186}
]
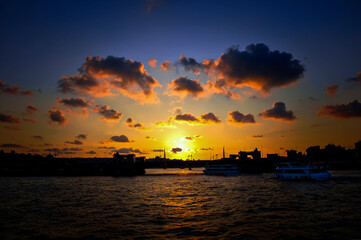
[
  {"left": 1, "top": 0, "right": 361, "bottom": 157},
  {"left": 1, "top": 0, "right": 361, "bottom": 91}
]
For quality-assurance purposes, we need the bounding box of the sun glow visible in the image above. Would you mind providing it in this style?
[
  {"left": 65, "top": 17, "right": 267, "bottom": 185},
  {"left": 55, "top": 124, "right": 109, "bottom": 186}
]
[{"left": 165, "top": 133, "right": 196, "bottom": 160}]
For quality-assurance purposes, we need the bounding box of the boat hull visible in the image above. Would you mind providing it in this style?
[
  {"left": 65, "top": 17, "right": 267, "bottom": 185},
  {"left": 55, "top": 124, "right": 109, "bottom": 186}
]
[{"left": 274, "top": 162, "right": 331, "bottom": 180}]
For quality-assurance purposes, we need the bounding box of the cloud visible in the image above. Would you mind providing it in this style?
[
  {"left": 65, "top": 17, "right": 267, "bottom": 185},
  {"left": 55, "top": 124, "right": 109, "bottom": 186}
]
[
  {"left": 174, "top": 44, "right": 304, "bottom": 97},
  {"left": 148, "top": 59, "right": 157, "bottom": 68},
  {"left": 174, "top": 113, "right": 199, "bottom": 122},
  {"left": 86, "top": 151, "right": 96, "bottom": 154},
  {"left": 58, "top": 74, "right": 101, "bottom": 95},
  {"left": 110, "top": 135, "right": 133, "bottom": 143},
  {"left": 174, "top": 112, "right": 222, "bottom": 125},
  {"left": 318, "top": 99, "right": 361, "bottom": 119},
  {"left": 94, "top": 105, "right": 122, "bottom": 121},
  {"left": 0, "top": 113, "right": 20, "bottom": 124},
  {"left": 45, "top": 148, "right": 75, "bottom": 155},
  {"left": 113, "top": 147, "right": 144, "bottom": 154},
  {"left": 166, "top": 77, "right": 205, "bottom": 99},
  {"left": 259, "top": 102, "right": 296, "bottom": 121},
  {"left": 0, "top": 143, "right": 26, "bottom": 148},
  {"left": 57, "top": 97, "right": 90, "bottom": 108},
  {"left": 177, "top": 54, "right": 203, "bottom": 75},
  {"left": 23, "top": 105, "right": 39, "bottom": 115},
  {"left": 184, "top": 135, "right": 202, "bottom": 141},
  {"left": 160, "top": 60, "right": 172, "bottom": 71},
  {"left": 157, "top": 111, "right": 221, "bottom": 126},
  {"left": 153, "top": 149, "right": 164, "bottom": 152},
  {"left": 62, "top": 147, "right": 83, "bottom": 152},
  {"left": 205, "top": 79, "right": 241, "bottom": 99},
  {"left": 347, "top": 72, "right": 361, "bottom": 85},
  {"left": 170, "top": 106, "right": 183, "bottom": 115},
  {"left": 65, "top": 140, "right": 84, "bottom": 145},
  {"left": 171, "top": 147, "right": 182, "bottom": 154},
  {"left": 76, "top": 134, "right": 88, "bottom": 140},
  {"left": 98, "top": 146, "right": 116, "bottom": 150},
  {"left": 199, "top": 112, "right": 221, "bottom": 124},
  {"left": 326, "top": 84, "right": 339, "bottom": 96},
  {"left": 44, "top": 148, "right": 60, "bottom": 152},
  {"left": 209, "top": 44, "right": 305, "bottom": 94},
  {"left": 3, "top": 125, "right": 21, "bottom": 131},
  {"left": 0, "top": 80, "right": 34, "bottom": 96},
  {"left": 249, "top": 135, "right": 263, "bottom": 139},
  {"left": 125, "top": 117, "right": 150, "bottom": 130},
  {"left": 32, "top": 136, "right": 43, "bottom": 140},
  {"left": 200, "top": 147, "right": 213, "bottom": 151},
  {"left": 227, "top": 111, "right": 256, "bottom": 125},
  {"left": 28, "top": 149, "right": 40, "bottom": 153},
  {"left": 48, "top": 108, "right": 69, "bottom": 126},
  {"left": 154, "top": 120, "right": 176, "bottom": 128},
  {"left": 311, "top": 123, "right": 321, "bottom": 128},
  {"left": 145, "top": 136, "right": 156, "bottom": 140},
  {"left": 58, "top": 56, "right": 161, "bottom": 103},
  {"left": 22, "top": 118, "right": 36, "bottom": 124}
]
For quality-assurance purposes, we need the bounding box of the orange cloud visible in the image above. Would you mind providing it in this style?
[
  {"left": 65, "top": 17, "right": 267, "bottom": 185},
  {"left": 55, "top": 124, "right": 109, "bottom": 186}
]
[
  {"left": 93, "top": 105, "right": 122, "bottom": 121},
  {"left": 326, "top": 84, "right": 339, "bottom": 96},
  {"left": 148, "top": 59, "right": 157, "bottom": 68},
  {"left": 57, "top": 97, "right": 91, "bottom": 115},
  {"left": 183, "top": 135, "right": 202, "bottom": 141},
  {"left": 227, "top": 111, "right": 256, "bottom": 126},
  {"left": 160, "top": 60, "right": 172, "bottom": 71},
  {"left": 125, "top": 117, "right": 150, "bottom": 130},
  {"left": 58, "top": 56, "right": 161, "bottom": 104},
  {"left": 172, "top": 44, "right": 305, "bottom": 98},
  {"left": 0, "top": 80, "right": 34, "bottom": 96},
  {"left": 48, "top": 108, "right": 69, "bottom": 126},
  {"left": 165, "top": 77, "right": 206, "bottom": 100},
  {"left": 154, "top": 120, "right": 176, "bottom": 128},
  {"left": 110, "top": 135, "right": 134, "bottom": 143},
  {"left": 0, "top": 113, "right": 20, "bottom": 124},
  {"left": 156, "top": 112, "right": 221, "bottom": 126},
  {"left": 318, "top": 99, "right": 361, "bottom": 119},
  {"left": 23, "top": 105, "right": 39, "bottom": 115},
  {"left": 248, "top": 135, "right": 263, "bottom": 139}
]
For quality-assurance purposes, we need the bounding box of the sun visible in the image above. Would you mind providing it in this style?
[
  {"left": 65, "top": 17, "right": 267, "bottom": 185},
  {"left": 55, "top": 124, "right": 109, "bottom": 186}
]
[{"left": 165, "top": 133, "right": 196, "bottom": 160}]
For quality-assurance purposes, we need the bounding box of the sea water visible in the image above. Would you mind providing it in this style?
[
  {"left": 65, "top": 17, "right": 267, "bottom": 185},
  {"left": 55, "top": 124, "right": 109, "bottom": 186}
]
[{"left": 1, "top": 169, "right": 361, "bottom": 239}]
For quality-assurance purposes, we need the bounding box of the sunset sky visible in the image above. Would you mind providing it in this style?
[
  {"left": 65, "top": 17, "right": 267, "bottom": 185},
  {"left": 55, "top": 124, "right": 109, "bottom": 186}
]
[{"left": 1, "top": 0, "right": 360, "bottom": 159}]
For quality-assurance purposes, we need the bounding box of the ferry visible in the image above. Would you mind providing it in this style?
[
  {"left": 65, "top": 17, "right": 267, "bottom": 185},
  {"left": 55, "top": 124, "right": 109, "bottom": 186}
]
[
  {"left": 274, "top": 162, "right": 331, "bottom": 180},
  {"left": 203, "top": 164, "right": 239, "bottom": 176}
]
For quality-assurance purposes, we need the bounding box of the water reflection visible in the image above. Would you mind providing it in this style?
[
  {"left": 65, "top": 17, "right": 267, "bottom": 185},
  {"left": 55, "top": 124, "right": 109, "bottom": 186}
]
[
  {"left": 1, "top": 171, "right": 361, "bottom": 239},
  {"left": 145, "top": 167, "right": 204, "bottom": 175}
]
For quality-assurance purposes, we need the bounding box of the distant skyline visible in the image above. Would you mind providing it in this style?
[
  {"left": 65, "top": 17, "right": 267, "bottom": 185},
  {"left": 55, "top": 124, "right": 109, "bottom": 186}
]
[{"left": 1, "top": 0, "right": 361, "bottom": 159}]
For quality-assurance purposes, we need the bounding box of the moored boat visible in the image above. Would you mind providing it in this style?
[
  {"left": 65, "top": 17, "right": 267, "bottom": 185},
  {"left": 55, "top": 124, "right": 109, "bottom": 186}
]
[{"left": 274, "top": 162, "right": 330, "bottom": 180}]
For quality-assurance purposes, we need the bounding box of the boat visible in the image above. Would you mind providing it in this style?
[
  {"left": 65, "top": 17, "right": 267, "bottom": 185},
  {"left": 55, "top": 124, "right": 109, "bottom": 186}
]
[
  {"left": 274, "top": 162, "right": 331, "bottom": 180},
  {"left": 203, "top": 164, "right": 239, "bottom": 176}
]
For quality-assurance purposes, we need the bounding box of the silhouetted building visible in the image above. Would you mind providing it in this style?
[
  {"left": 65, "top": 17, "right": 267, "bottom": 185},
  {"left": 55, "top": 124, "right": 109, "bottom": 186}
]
[
  {"left": 306, "top": 146, "right": 321, "bottom": 160},
  {"left": 238, "top": 148, "right": 261, "bottom": 160},
  {"left": 267, "top": 154, "right": 279, "bottom": 161},
  {"left": 356, "top": 141, "right": 361, "bottom": 161}
]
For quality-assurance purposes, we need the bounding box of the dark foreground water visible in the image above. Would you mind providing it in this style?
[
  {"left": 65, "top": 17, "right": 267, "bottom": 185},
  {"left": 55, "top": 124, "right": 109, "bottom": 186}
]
[{"left": 1, "top": 169, "right": 361, "bottom": 240}]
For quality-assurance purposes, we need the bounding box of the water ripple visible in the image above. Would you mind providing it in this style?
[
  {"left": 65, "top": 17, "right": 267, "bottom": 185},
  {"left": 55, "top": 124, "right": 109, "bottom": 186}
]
[{"left": 1, "top": 170, "right": 361, "bottom": 239}]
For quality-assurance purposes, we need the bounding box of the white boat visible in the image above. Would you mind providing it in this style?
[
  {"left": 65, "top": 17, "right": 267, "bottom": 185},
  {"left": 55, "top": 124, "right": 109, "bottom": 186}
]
[
  {"left": 203, "top": 164, "right": 239, "bottom": 176},
  {"left": 274, "top": 162, "right": 331, "bottom": 180}
]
